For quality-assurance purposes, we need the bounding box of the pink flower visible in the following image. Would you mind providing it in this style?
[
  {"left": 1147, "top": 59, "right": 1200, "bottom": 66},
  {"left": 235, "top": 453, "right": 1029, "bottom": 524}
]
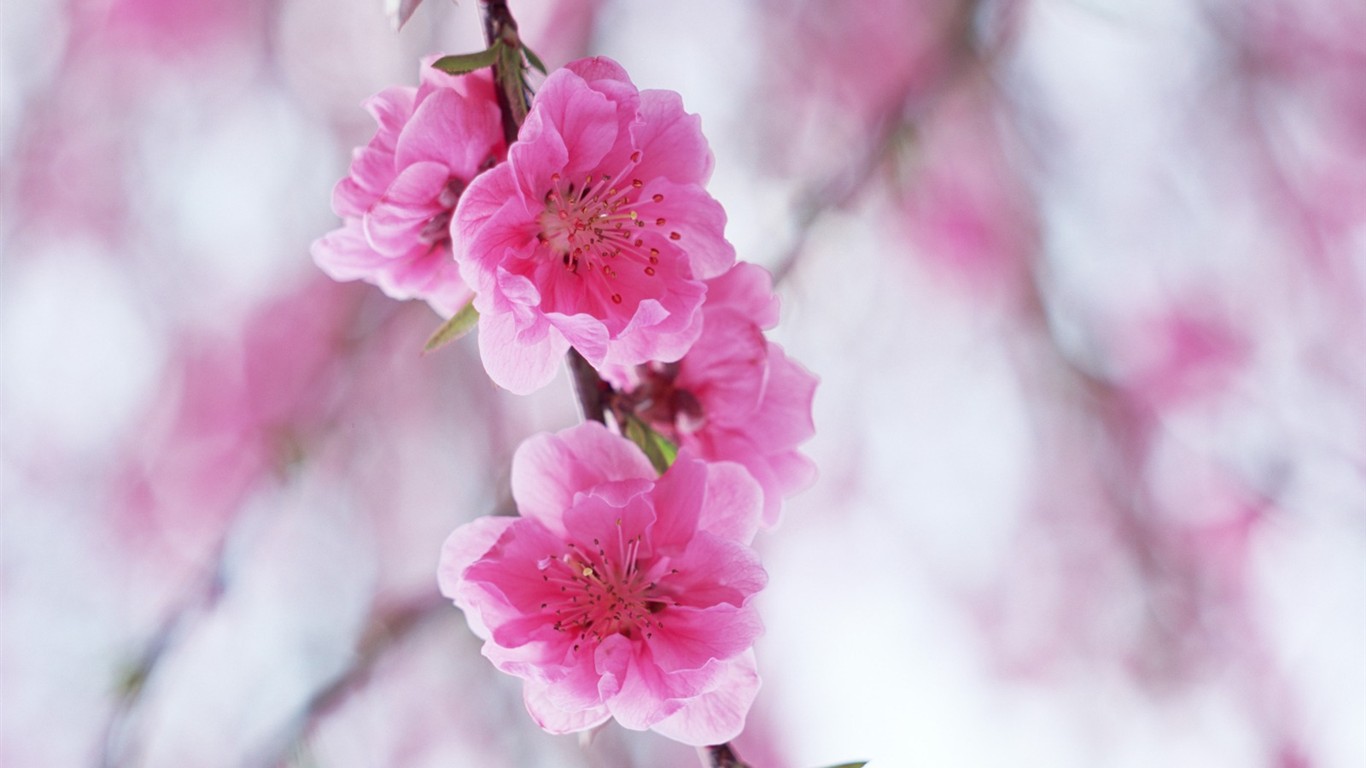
[
  {"left": 438, "top": 422, "right": 766, "bottom": 745},
  {"left": 312, "top": 59, "right": 504, "bottom": 318},
  {"left": 609, "top": 263, "right": 817, "bottom": 528},
  {"left": 453, "top": 56, "right": 735, "bottom": 394}
]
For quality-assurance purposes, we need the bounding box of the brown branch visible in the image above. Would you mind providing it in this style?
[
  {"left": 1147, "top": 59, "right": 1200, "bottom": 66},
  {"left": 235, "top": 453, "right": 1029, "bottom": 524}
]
[
  {"left": 705, "top": 743, "right": 751, "bottom": 768},
  {"left": 481, "top": 0, "right": 527, "bottom": 145}
]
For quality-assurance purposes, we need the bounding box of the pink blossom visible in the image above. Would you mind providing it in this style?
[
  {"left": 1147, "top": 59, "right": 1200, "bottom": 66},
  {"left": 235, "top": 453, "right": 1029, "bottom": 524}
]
[
  {"left": 453, "top": 57, "right": 735, "bottom": 394},
  {"left": 312, "top": 59, "right": 504, "bottom": 318},
  {"left": 609, "top": 263, "right": 817, "bottom": 528},
  {"left": 438, "top": 422, "right": 766, "bottom": 745}
]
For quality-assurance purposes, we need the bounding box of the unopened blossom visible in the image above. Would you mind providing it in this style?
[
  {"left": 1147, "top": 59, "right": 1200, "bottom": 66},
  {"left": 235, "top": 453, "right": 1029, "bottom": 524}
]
[
  {"left": 438, "top": 422, "right": 766, "bottom": 745},
  {"left": 453, "top": 56, "right": 735, "bottom": 394},
  {"left": 312, "top": 58, "right": 504, "bottom": 317},
  {"left": 608, "top": 262, "right": 817, "bottom": 527}
]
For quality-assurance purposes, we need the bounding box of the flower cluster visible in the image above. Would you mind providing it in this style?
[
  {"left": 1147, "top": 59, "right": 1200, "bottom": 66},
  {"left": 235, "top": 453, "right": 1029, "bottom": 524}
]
[{"left": 314, "top": 53, "right": 817, "bottom": 747}]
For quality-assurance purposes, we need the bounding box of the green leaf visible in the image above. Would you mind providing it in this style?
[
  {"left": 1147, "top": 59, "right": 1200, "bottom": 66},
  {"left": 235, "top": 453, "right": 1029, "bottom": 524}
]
[
  {"left": 522, "top": 44, "right": 548, "bottom": 75},
  {"left": 622, "top": 417, "right": 678, "bottom": 475},
  {"left": 431, "top": 46, "right": 500, "bottom": 75},
  {"left": 423, "top": 300, "right": 479, "bottom": 354},
  {"left": 816, "top": 762, "right": 869, "bottom": 768}
]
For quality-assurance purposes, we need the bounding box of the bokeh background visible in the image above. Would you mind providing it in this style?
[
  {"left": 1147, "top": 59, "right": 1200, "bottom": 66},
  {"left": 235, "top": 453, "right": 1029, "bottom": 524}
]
[{"left": 3, "top": 0, "right": 1364, "bottom": 765}]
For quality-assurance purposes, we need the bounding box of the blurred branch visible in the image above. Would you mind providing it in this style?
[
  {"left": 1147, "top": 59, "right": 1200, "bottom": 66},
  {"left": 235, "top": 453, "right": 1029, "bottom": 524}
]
[
  {"left": 770, "top": 0, "right": 998, "bottom": 288},
  {"left": 262, "top": 592, "right": 451, "bottom": 766},
  {"left": 99, "top": 545, "right": 230, "bottom": 768}
]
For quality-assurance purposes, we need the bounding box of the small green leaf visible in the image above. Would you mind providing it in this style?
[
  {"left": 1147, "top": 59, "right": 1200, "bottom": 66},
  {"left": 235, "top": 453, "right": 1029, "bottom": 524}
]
[
  {"left": 522, "top": 44, "right": 548, "bottom": 75},
  {"left": 423, "top": 300, "right": 478, "bottom": 353},
  {"left": 816, "top": 762, "right": 869, "bottom": 768},
  {"left": 622, "top": 417, "right": 678, "bottom": 475},
  {"left": 431, "top": 46, "right": 500, "bottom": 75}
]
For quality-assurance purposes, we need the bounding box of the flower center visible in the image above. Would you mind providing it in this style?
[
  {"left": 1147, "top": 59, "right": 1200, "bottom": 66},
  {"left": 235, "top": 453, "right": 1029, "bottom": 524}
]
[
  {"left": 535, "top": 152, "right": 680, "bottom": 306},
  {"left": 618, "top": 361, "right": 705, "bottom": 442},
  {"left": 539, "top": 527, "right": 674, "bottom": 652},
  {"left": 417, "top": 177, "right": 468, "bottom": 245}
]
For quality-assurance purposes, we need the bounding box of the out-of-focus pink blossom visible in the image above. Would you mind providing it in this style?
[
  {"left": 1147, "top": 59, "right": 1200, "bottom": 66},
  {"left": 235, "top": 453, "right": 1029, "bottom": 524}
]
[
  {"left": 608, "top": 263, "right": 817, "bottom": 528},
  {"left": 1111, "top": 303, "right": 1247, "bottom": 410},
  {"left": 454, "top": 56, "right": 734, "bottom": 394},
  {"left": 312, "top": 59, "right": 504, "bottom": 318},
  {"left": 438, "top": 422, "right": 766, "bottom": 745},
  {"left": 895, "top": 84, "right": 1035, "bottom": 302}
]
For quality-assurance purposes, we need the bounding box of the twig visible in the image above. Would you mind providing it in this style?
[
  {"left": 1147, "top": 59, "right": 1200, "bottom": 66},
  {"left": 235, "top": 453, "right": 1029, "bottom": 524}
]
[{"left": 704, "top": 743, "right": 751, "bottom": 768}]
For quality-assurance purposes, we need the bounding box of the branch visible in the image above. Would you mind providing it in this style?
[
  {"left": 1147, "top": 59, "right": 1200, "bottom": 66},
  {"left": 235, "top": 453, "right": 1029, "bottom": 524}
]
[{"left": 704, "top": 743, "right": 751, "bottom": 768}]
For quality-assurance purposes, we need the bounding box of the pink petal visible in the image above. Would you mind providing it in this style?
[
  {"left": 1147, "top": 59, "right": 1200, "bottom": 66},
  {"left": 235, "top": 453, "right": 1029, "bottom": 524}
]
[
  {"left": 649, "top": 650, "right": 760, "bottom": 746},
  {"left": 698, "top": 461, "right": 764, "bottom": 545},
  {"left": 510, "top": 423, "right": 655, "bottom": 536},
  {"left": 663, "top": 530, "right": 767, "bottom": 611},
  {"left": 544, "top": 311, "right": 610, "bottom": 365},
  {"left": 523, "top": 678, "right": 612, "bottom": 735},
  {"left": 311, "top": 222, "right": 390, "bottom": 281},
  {"left": 759, "top": 452, "right": 818, "bottom": 525},
  {"left": 561, "top": 494, "right": 655, "bottom": 558},
  {"left": 638, "top": 179, "right": 735, "bottom": 280},
  {"left": 747, "top": 342, "right": 818, "bottom": 447},
  {"left": 648, "top": 602, "right": 762, "bottom": 673},
  {"left": 679, "top": 308, "right": 769, "bottom": 426},
  {"left": 333, "top": 147, "right": 392, "bottom": 217},
  {"left": 476, "top": 309, "right": 567, "bottom": 395},
  {"left": 605, "top": 289, "right": 706, "bottom": 369},
  {"left": 362, "top": 160, "right": 450, "bottom": 256},
  {"left": 603, "top": 646, "right": 684, "bottom": 731},
  {"left": 646, "top": 455, "right": 704, "bottom": 553},
  {"left": 703, "top": 262, "right": 780, "bottom": 330},
  {"left": 368, "top": 244, "right": 470, "bottom": 318},
  {"left": 522, "top": 66, "right": 620, "bottom": 181},
  {"left": 361, "top": 85, "right": 416, "bottom": 139},
  {"left": 629, "top": 88, "right": 713, "bottom": 185},
  {"left": 436, "top": 515, "right": 519, "bottom": 637},
  {"left": 565, "top": 56, "right": 633, "bottom": 86},
  {"left": 459, "top": 519, "right": 565, "bottom": 616},
  {"left": 395, "top": 88, "right": 502, "bottom": 179}
]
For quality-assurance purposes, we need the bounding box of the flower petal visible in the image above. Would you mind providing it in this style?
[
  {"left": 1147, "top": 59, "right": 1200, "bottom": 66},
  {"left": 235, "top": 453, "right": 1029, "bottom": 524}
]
[
  {"left": 698, "top": 461, "right": 764, "bottom": 545},
  {"left": 703, "top": 262, "right": 780, "bottom": 330},
  {"left": 395, "top": 87, "right": 502, "bottom": 179},
  {"left": 663, "top": 530, "right": 767, "bottom": 610},
  {"left": 476, "top": 308, "right": 567, "bottom": 395},
  {"left": 649, "top": 650, "right": 760, "bottom": 746},
  {"left": 511, "top": 423, "right": 655, "bottom": 536},
  {"left": 638, "top": 179, "right": 735, "bottom": 280},
  {"left": 630, "top": 88, "right": 713, "bottom": 185},
  {"left": 523, "top": 678, "right": 612, "bottom": 735},
  {"left": 437, "top": 515, "right": 519, "bottom": 638}
]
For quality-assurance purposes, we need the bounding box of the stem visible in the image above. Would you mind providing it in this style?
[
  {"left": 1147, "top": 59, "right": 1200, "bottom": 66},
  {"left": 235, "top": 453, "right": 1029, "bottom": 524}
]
[
  {"left": 481, "top": 0, "right": 527, "bottom": 145},
  {"left": 704, "top": 743, "right": 751, "bottom": 768},
  {"left": 479, "top": 0, "right": 613, "bottom": 424},
  {"left": 568, "top": 348, "right": 609, "bottom": 424}
]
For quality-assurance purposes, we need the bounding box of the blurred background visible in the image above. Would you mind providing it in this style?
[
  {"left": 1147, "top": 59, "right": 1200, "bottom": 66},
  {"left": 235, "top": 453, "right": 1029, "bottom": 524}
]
[{"left": 3, "top": 0, "right": 1364, "bottom": 765}]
